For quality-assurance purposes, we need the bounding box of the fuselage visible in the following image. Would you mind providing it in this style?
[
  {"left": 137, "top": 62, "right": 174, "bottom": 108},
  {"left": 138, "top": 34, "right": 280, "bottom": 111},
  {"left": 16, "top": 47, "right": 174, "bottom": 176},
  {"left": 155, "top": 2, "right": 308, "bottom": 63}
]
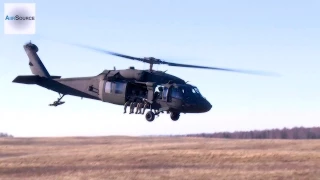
[
  {"left": 53, "top": 69, "right": 212, "bottom": 113},
  {"left": 14, "top": 42, "right": 212, "bottom": 114}
]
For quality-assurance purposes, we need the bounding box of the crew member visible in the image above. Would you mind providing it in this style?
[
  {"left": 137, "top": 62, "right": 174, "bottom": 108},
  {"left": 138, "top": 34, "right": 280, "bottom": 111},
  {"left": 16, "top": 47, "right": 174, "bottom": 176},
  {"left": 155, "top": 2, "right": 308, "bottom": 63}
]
[
  {"left": 129, "top": 90, "right": 139, "bottom": 114},
  {"left": 158, "top": 86, "right": 164, "bottom": 99},
  {"left": 124, "top": 90, "right": 136, "bottom": 114},
  {"left": 141, "top": 98, "right": 150, "bottom": 115},
  {"left": 135, "top": 91, "right": 145, "bottom": 114}
]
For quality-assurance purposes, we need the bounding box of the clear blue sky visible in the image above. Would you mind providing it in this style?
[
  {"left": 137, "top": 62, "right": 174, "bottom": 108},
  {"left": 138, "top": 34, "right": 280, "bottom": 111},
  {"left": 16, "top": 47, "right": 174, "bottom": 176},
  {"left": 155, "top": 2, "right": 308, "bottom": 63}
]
[{"left": 0, "top": 0, "right": 319, "bottom": 137}]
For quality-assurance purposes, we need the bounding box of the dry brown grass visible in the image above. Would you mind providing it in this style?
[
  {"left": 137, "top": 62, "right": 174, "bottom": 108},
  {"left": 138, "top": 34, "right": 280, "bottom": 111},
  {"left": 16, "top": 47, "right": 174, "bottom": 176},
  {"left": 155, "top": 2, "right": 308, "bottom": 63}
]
[{"left": 0, "top": 136, "right": 319, "bottom": 180}]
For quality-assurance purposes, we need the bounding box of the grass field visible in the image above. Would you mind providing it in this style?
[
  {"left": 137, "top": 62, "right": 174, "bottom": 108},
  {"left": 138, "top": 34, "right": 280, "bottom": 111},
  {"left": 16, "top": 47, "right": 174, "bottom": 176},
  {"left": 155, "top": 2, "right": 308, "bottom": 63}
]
[{"left": 0, "top": 137, "right": 319, "bottom": 180}]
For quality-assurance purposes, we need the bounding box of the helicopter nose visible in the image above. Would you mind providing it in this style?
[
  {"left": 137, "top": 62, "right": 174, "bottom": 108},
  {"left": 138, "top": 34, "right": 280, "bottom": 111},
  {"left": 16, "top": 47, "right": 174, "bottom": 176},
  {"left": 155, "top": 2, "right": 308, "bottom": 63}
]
[{"left": 202, "top": 99, "right": 212, "bottom": 112}]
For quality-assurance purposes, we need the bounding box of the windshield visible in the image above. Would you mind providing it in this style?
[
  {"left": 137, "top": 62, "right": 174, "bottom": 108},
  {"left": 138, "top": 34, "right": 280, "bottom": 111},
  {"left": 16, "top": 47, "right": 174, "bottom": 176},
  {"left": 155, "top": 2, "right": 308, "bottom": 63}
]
[
  {"left": 178, "top": 85, "right": 202, "bottom": 98},
  {"left": 191, "top": 87, "right": 202, "bottom": 97}
]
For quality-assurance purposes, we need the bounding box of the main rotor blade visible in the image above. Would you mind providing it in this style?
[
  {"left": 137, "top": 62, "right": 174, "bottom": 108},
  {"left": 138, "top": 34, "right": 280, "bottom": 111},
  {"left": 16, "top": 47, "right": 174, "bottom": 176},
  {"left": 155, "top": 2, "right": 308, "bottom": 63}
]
[
  {"left": 162, "top": 61, "right": 280, "bottom": 76},
  {"left": 45, "top": 38, "right": 279, "bottom": 77},
  {"left": 68, "top": 43, "right": 148, "bottom": 63}
]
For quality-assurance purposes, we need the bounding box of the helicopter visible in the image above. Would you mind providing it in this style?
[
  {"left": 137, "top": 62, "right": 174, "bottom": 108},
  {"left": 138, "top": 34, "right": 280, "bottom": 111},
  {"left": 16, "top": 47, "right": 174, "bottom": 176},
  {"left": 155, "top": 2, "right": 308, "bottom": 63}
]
[{"left": 13, "top": 42, "right": 278, "bottom": 122}]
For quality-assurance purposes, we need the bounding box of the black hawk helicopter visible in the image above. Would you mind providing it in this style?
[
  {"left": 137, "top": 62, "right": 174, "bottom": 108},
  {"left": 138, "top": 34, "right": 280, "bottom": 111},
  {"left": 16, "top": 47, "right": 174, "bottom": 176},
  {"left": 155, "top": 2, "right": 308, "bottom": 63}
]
[{"left": 13, "top": 42, "right": 278, "bottom": 122}]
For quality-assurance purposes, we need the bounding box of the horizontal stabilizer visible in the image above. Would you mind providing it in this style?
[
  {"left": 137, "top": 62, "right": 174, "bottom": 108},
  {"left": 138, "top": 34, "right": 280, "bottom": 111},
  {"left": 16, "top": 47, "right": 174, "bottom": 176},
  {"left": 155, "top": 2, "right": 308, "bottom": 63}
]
[
  {"left": 12, "top": 75, "right": 41, "bottom": 84},
  {"left": 50, "top": 76, "right": 61, "bottom": 79}
]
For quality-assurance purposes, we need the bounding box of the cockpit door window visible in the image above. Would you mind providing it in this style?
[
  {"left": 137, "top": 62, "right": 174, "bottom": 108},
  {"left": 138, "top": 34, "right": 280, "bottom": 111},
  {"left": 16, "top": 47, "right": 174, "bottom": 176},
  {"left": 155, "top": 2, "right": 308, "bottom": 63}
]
[{"left": 171, "top": 87, "right": 183, "bottom": 99}]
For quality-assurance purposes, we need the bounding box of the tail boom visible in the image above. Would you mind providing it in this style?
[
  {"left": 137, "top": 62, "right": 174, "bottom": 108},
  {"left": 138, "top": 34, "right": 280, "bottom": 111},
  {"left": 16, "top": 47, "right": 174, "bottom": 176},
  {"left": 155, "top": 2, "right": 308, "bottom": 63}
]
[
  {"left": 12, "top": 75, "right": 99, "bottom": 100},
  {"left": 13, "top": 42, "right": 100, "bottom": 101}
]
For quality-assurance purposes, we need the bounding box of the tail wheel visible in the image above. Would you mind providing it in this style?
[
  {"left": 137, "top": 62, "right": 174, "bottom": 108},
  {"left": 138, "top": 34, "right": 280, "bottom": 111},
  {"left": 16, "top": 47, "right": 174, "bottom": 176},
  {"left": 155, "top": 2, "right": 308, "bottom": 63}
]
[
  {"left": 170, "top": 112, "right": 180, "bottom": 121},
  {"left": 145, "top": 111, "right": 155, "bottom": 122}
]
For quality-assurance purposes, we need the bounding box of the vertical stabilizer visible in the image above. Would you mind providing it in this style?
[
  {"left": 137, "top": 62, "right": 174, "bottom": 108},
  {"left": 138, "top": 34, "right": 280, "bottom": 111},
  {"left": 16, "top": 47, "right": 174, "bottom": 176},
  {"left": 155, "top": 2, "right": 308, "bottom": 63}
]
[{"left": 24, "top": 42, "right": 50, "bottom": 78}]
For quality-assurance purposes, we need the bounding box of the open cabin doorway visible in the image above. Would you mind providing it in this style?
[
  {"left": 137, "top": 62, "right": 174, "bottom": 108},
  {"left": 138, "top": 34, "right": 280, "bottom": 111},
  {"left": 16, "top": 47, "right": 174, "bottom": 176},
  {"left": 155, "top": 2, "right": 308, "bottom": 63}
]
[{"left": 125, "top": 82, "right": 148, "bottom": 100}]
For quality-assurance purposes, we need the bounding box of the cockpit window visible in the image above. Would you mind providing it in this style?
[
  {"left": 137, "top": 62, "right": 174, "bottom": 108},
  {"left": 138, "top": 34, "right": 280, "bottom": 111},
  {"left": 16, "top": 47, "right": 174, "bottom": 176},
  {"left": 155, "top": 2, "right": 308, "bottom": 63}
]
[
  {"left": 177, "top": 85, "right": 202, "bottom": 98},
  {"left": 181, "top": 88, "right": 185, "bottom": 94},
  {"left": 193, "top": 87, "right": 201, "bottom": 94},
  {"left": 192, "top": 87, "right": 202, "bottom": 97}
]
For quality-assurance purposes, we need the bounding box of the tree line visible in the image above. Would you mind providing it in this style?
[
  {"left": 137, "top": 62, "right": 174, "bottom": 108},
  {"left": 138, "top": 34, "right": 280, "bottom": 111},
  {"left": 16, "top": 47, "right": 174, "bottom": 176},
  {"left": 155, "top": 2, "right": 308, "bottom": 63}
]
[
  {"left": 0, "top": 132, "right": 13, "bottom": 137},
  {"left": 2, "top": 127, "right": 320, "bottom": 139},
  {"left": 181, "top": 127, "right": 320, "bottom": 139}
]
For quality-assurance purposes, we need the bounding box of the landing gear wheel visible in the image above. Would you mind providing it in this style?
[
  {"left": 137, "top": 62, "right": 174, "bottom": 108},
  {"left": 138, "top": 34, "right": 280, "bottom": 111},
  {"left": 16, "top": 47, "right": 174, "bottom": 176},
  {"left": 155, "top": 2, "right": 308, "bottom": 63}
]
[
  {"left": 170, "top": 112, "right": 180, "bottom": 121},
  {"left": 49, "top": 94, "right": 65, "bottom": 107},
  {"left": 145, "top": 111, "right": 155, "bottom": 122}
]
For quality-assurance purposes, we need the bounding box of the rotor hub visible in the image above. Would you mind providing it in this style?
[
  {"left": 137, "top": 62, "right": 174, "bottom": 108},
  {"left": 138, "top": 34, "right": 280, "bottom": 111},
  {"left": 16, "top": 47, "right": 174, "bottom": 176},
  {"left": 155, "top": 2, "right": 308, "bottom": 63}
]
[{"left": 144, "top": 57, "right": 161, "bottom": 65}]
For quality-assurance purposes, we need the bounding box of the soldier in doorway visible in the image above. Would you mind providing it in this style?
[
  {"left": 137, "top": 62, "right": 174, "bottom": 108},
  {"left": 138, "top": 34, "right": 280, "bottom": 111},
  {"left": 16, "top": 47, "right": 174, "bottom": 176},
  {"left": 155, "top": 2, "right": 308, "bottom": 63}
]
[
  {"left": 141, "top": 98, "right": 150, "bottom": 115},
  {"left": 129, "top": 90, "right": 141, "bottom": 114},
  {"left": 124, "top": 90, "right": 136, "bottom": 114},
  {"left": 135, "top": 90, "right": 146, "bottom": 114},
  {"left": 158, "top": 86, "right": 164, "bottom": 99}
]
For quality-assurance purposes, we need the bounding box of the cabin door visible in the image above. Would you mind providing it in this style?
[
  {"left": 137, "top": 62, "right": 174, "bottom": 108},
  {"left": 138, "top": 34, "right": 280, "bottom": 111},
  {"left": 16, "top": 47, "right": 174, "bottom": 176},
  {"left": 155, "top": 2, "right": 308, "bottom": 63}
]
[{"left": 101, "top": 81, "right": 127, "bottom": 105}]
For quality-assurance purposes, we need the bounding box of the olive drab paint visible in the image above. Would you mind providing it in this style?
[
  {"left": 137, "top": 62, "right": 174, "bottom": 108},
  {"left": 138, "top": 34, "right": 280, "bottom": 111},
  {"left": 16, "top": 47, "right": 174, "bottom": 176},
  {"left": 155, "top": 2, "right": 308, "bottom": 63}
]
[{"left": 13, "top": 42, "right": 276, "bottom": 122}]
